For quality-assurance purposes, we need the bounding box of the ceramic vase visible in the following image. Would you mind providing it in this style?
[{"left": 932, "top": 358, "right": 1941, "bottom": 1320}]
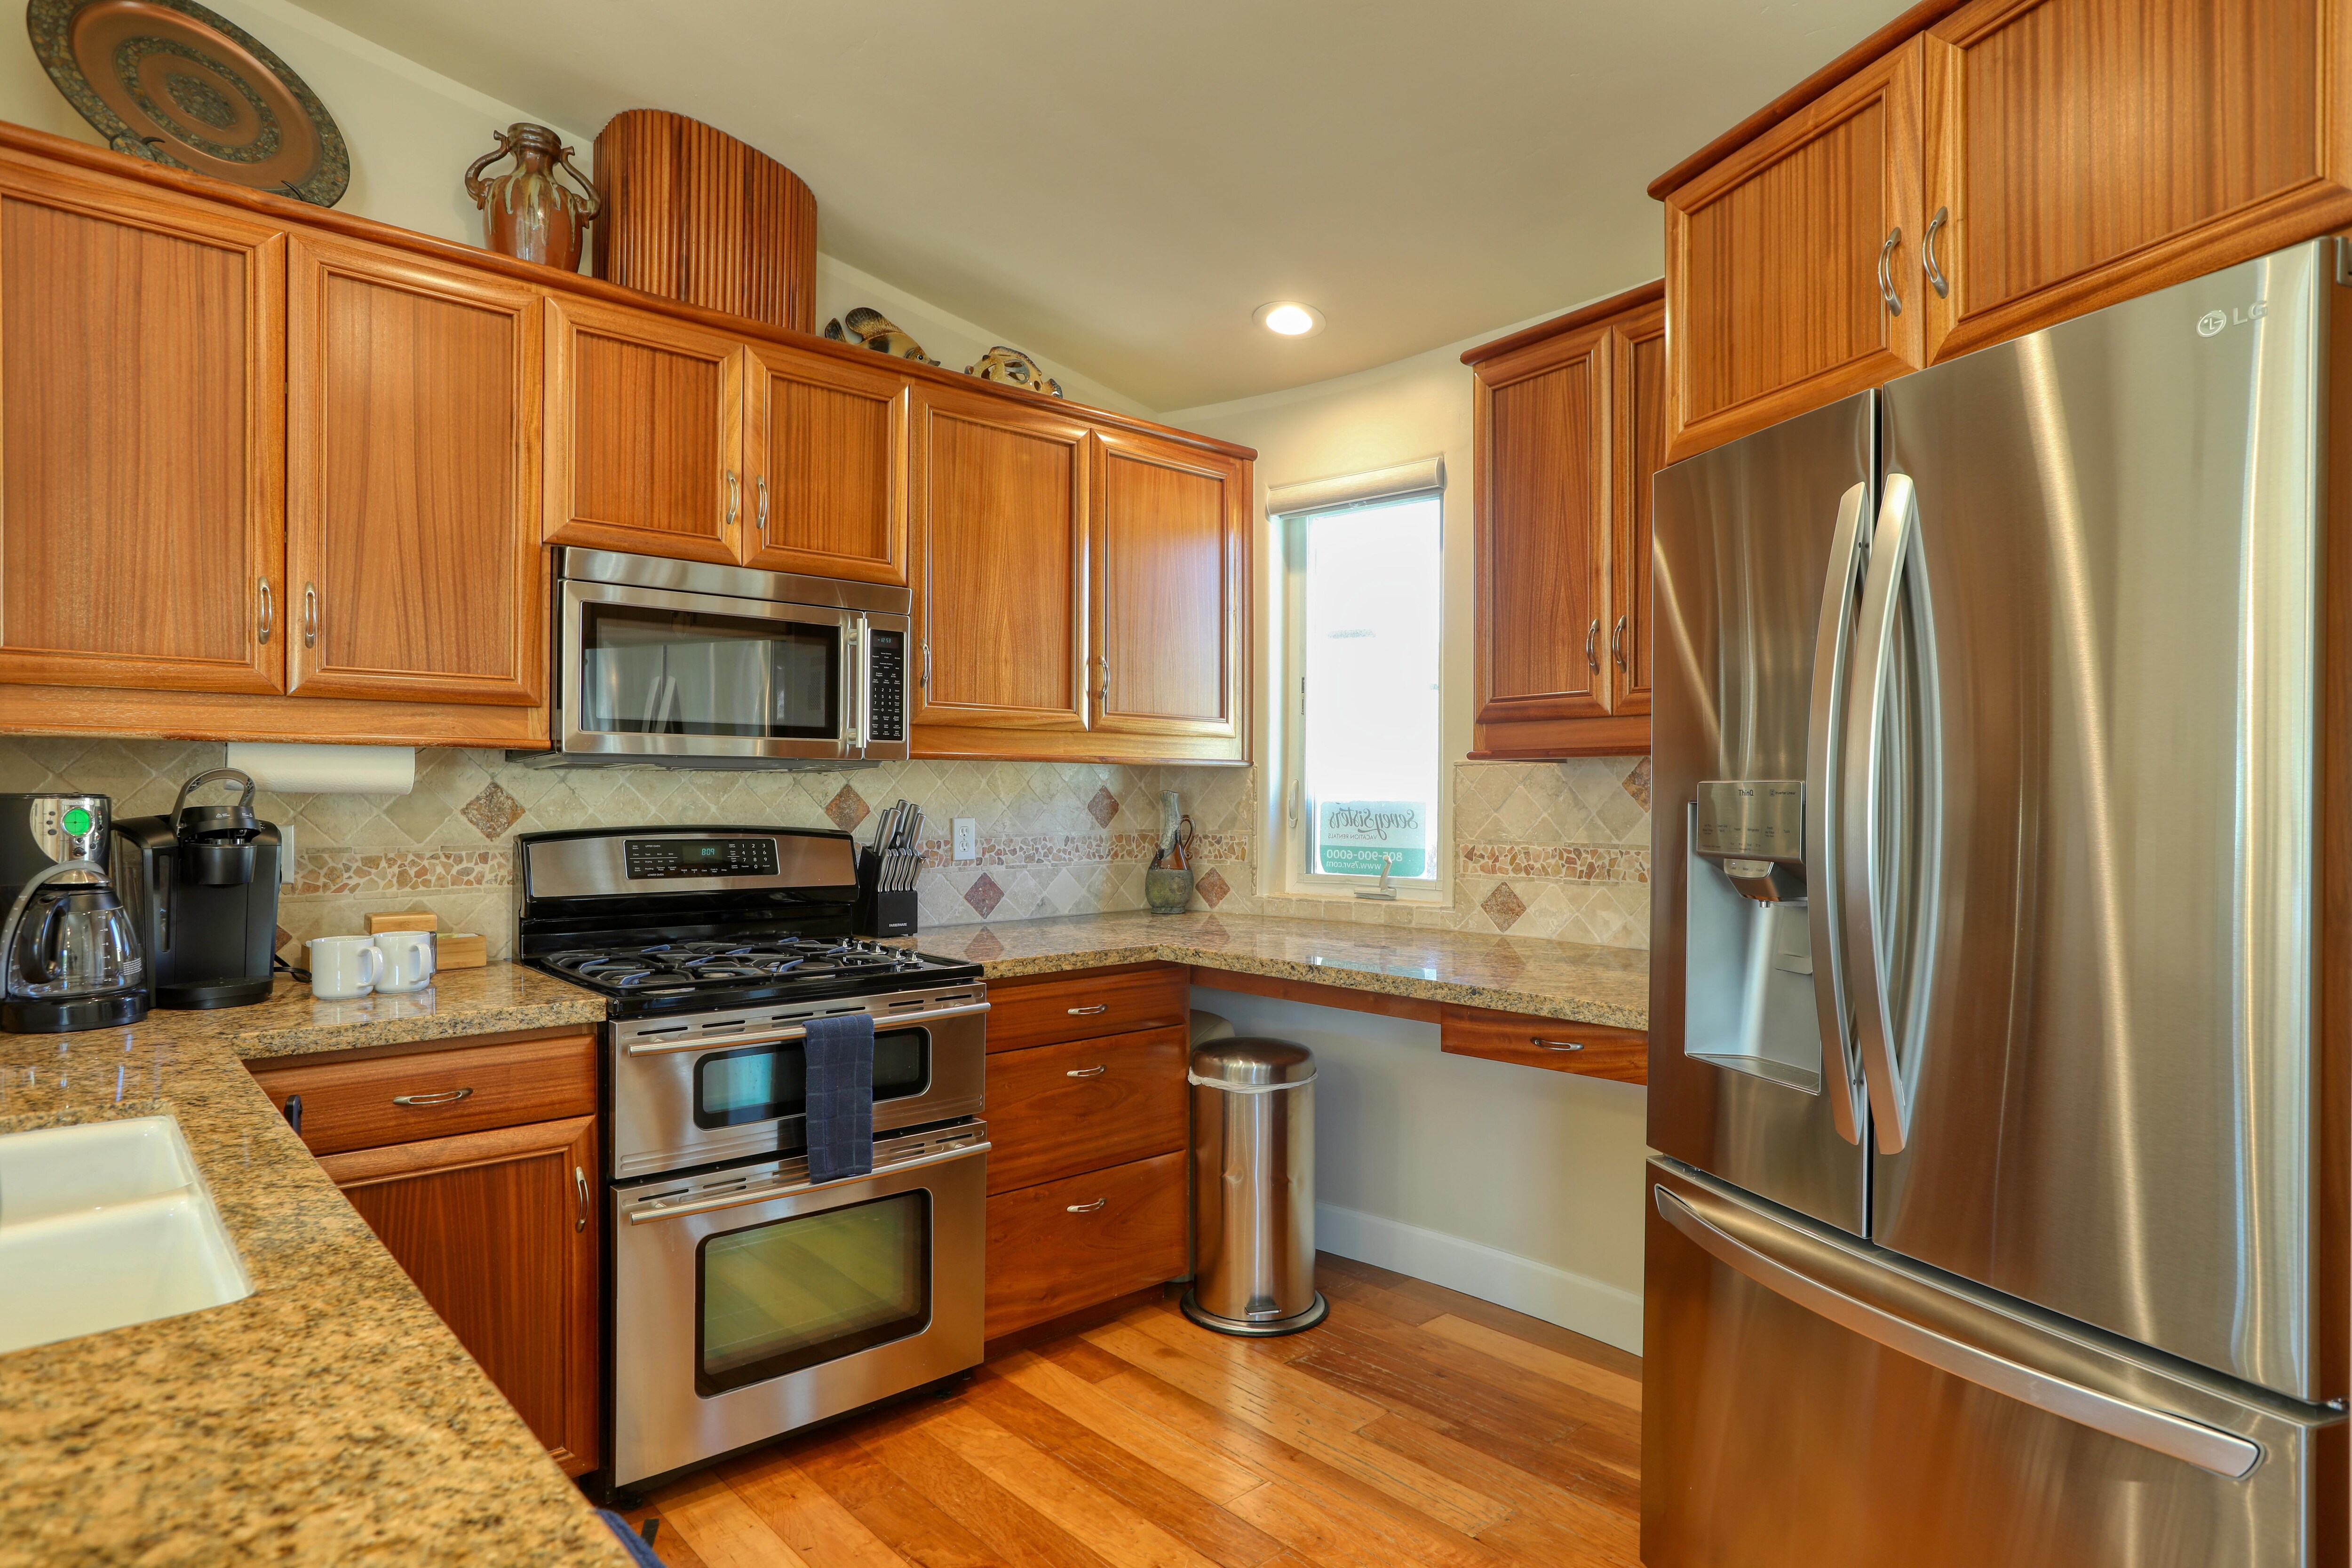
[
  {"left": 1145, "top": 866, "right": 1195, "bottom": 915},
  {"left": 464, "top": 123, "right": 601, "bottom": 271}
]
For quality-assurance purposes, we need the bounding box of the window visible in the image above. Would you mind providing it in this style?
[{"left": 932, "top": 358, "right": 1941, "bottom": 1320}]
[{"left": 1279, "top": 477, "right": 1445, "bottom": 896}]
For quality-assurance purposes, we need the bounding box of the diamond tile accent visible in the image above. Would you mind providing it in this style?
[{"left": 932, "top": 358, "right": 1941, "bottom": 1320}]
[
  {"left": 824, "top": 784, "right": 871, "bottom": 832},
  {"left": 1087, "top": 785, "right": 1120, "bottom": 827},
  {"left": 1194, "top": 867, "right": 1230, "bottom": 908},
  {"left": 1622, "top": 756, "right": 1652, "bottom": 811},
  {"left": 273, "top": 923, "right": 291, "bottom": 958},
  {"left": 1480, "top": 881, "right": 1527, "bottom": 932},
  {"left": 460, "top": 781, "right": 524, "bottom": 840},
  {"left": 962, "top": 927, "right": 1005, "bottom": 960},
  {"left": 962, "top": 872, "right": 1004, "bottom": 917}
]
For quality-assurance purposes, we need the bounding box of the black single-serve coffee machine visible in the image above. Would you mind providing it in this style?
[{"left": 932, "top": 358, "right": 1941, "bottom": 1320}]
[{"left": 112, "top": 768, "right": 281, "bottom": 1009}]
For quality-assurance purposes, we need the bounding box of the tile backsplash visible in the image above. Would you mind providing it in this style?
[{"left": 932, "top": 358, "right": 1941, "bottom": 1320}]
[{"left": 0, "top": 737, "right": 1651, "bottom": 961}]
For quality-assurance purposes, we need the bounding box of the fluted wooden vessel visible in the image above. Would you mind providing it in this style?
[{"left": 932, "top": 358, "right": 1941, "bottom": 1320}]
[{"left": 591, "top": 109, "right": 817, "bottom": 333}]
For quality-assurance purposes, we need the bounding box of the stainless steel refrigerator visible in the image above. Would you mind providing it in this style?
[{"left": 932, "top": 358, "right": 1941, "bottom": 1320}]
[{"left": 1645, "top": 239, "right": 2349, "bottom": 1567}]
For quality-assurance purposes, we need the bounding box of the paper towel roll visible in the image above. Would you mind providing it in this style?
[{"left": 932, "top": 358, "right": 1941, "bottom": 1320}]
[{"left": 223, "top": 743, "right": 415, "bottom": 796}]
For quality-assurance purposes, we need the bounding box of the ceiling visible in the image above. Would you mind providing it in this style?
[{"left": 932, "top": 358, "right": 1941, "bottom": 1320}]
[{"left": 292, "top": 0, "right": 1902, "bottom": 411}]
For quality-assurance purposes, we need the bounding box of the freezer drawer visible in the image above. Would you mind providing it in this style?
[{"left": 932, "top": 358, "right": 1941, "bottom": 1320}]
[{"left": 1643, "top": 1159, "right": 2343, "bottom": 1568}]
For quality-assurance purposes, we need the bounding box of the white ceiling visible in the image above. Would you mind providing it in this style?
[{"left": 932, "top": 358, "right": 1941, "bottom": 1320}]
[{"left": 292, "top": 0, "right": 1902, "bottom": 411}]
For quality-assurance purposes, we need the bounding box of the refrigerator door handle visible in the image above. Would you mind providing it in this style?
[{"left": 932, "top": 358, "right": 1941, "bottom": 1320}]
[
  {"left": 1804, "top": 481, "right": 1872, "bottom": 1145},
  {"left": 1842, "top": 472, "right": 1931, "bottom": 1153},
  {"left": 1654, "top": 1184, "right": 2264, "bottom": 1480}
]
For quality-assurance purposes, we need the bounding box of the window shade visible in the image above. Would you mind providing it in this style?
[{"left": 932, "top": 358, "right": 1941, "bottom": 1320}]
[{"left": 1265, "top": 456, "right": 1444, "bottom": 519}]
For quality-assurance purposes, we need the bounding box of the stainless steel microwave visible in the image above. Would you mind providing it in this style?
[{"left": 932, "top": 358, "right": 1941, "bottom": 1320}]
[{"left": 551, "top": 549, "right": 910, "bottom": 764}]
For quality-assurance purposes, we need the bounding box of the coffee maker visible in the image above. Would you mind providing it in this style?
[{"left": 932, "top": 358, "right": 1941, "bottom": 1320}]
[
  {"left": 112, "top": 768, "right": 281, "bottom": 1009},
  {"left": 0, "top": 792, "right": 148, "bottom": 1032}
]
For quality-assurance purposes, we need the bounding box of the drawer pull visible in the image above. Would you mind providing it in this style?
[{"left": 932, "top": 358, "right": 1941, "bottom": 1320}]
[
  {"left": 392, "top": 1087, "right": 475, "bottom": 1107},
  {"left": 1530, "top": 1039, "right": 1586, "bottom": 1053},
  {"left": 1065, "top": 1065, "right": 1107, "bottom": 1078},
  {"left": 1066, "top": 1004, "right": 1108, "bottom": 1016},
  {"left": 282, "top": 1093, "right": 302, "bottom": 1133},
  {"left": 575, "top": 1166, "right": 590, "bottom": 1233},
  {"left": 1066, "top": 1198, "right": 1106, "bottom": 1213}
]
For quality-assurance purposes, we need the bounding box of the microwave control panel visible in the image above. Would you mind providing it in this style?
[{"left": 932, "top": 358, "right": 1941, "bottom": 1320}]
[{"left": 867, "top": 629, "right": 906, "bottom": 743}]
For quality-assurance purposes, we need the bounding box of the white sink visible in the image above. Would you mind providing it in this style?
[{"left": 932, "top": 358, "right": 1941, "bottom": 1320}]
[{"left": 0, "top": 1116, "right": 253, "bottom": 1355}]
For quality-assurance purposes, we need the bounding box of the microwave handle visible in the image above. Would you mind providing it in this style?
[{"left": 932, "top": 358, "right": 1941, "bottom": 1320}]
[
  {"left": 851, "top": 611, "right": 870, "bottom": 757},
  {"left": 623, "top": 999, "right": 993, "bottom": 1056}
]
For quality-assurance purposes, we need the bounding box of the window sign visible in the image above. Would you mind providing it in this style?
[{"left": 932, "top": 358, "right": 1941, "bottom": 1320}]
[{"left": 1316, "top": 801, "right": 1428, "bottom": 878}]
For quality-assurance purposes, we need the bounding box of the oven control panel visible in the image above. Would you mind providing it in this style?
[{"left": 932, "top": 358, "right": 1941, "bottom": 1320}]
[
  {"left": 867, "top": 629, "right": 906, "bottom": 744},
  {"left": 624, "top": 836, "right": 780, "bottom": 880}
]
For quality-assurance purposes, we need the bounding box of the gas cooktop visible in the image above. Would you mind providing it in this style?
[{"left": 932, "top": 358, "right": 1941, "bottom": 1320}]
[{"left": 535, "top": 935, "right": 972, "bottom": 1000}]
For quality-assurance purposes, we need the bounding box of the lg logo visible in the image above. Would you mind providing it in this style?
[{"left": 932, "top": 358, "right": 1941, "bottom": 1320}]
[{"left": 2197, "top": 301, "right": 2267, "bottom": 337}]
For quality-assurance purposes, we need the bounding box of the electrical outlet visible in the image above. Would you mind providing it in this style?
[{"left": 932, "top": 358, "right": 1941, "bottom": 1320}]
[{"left": 953, "top": 818, "right": 977, "bottom": 862}]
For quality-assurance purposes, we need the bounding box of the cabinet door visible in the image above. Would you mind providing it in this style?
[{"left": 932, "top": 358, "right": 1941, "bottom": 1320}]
[
  {"left": 1474, "top": 319, "right": 1613, "bottom": 732},
  {"left": 0, "top": 163, "right": 284, "bottom": 694},
  {"left": 1090, "top": 428, "right": 1246, "bottom": 747},
  {"left": 984, "top": 1150, "right": 1187, "bottom": 1339},
  {"left": 983, "top": 1025, "right": 1189, "bottom": 1193},
  {"left": 1922, "top": 0, "right": 2352, "bottom": 362},
  {"left": 1608, "top": 301, "right": 1667, "bottom": 718},
  {"left": 287, "top": 236, "right": 543, "bottom": 705},
  {"left": 1666, "top": 38, "right": 1925, "bottom": 460},
  {"left": 743, "top": 345, "right": 907, "bottom": 583},
  {"left": 908, "top": 385, "right": 1090, "bottom": 734},
  {"left": 321, "top": 1114, "right": 601, "bottom": 1476},
  {"left": 542, "top": 295, "right": 744, "bottom": 565}
]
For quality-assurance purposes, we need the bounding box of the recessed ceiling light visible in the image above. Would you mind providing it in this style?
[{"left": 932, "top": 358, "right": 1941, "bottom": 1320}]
[{"left": 1255, "top": 301, "right": 1324, "bottom": 338}]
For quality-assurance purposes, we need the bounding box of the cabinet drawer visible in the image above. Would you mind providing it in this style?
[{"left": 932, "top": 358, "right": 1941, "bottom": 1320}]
[
  {"left": 985, "top": 965, "right": 1189, "bottom": 1053},
  {"left": 985, "top": 1150, "right": 1186, "bottom": 1339},
  {"left": 249, "top": 1030, "right": 598, "bottom": 1156},
  {"left": 985, "top": 1025, "right": 1187, "bottom": 1194},
  {"left": 1439, "top": 1005, "right": 1647, "bottom": 1084}
]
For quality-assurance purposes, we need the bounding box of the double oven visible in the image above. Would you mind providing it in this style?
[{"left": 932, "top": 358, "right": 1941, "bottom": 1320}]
[{"left": 607, "top": 982, "right": 990, "bottom": 1489}]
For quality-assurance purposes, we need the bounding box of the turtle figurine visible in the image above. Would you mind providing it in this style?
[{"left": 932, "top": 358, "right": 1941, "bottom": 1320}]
[
  {"left": 966, "top": 345, "right": 1063, "bottom": 398},
  {"left": 822, "top": 306, "right": 939, "bottom": 365}
]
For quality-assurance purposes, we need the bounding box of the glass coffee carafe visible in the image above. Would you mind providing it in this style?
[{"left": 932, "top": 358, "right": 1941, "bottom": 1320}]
[{"left": 0, "top": 858, "right": 147, "bottom": 1032}]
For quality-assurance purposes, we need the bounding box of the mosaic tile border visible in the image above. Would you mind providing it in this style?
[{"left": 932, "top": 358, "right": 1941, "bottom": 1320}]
[
  {"left": 1457, "top": 842, "right": 1649, "bottom": 884},
  {"left": 293, "top": 849, "right": 514, "bottom": 896},
  {"left": 916, "top": 832, "right": 1248, "bottom": 870}
]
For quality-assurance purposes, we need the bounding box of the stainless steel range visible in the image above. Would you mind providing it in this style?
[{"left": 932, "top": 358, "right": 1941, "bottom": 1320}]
[{"left": 516, "top": 826, "right": 988, "bottom": 1492}]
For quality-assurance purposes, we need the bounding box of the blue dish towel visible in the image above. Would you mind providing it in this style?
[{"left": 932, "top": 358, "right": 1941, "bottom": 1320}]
[
  {"left": 595, "top": 1510, "right": 666, "bottom": 1568},
  {"left": 802, "top": 1010, "right": 875, "bottom": 1182}
]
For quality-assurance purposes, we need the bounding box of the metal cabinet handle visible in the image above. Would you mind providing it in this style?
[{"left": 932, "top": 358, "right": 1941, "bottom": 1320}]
[
  {"left": 755, "top": 474, "right": 771, "bottom": 538},
  {"left": 392, "top": 1087, "right": 474, "bottom": 1107},
  {"left": 1877, "top": 227, "right": 1904, "bottom": 317},
  {"left": 1611, "top": 614, "right": 1628, "bottom": 672},
  {"left": 1065, "top": 1065, "right": 1107, "bottom": 1078},
  {"left": 1530, "top": 1038, "right": 1585, "bottom": 1053},
  {"left": 575, "top": 1166, "right": 590, "bottom": 1233},
  {"left": 1585, "top": 618, "right": 1599, "bottom": 670},
  {"left": 282, "top": 1093, "right": 302, "bottom": 1133},
  {"left": 725, "top": 469, "right": 740, "bottom": 533},
  {"left": 1096, "top": 656, "right": 1112, "bottom": 703},
  {"left": 1922, "top": 206, "right": 1950, "bottom": 299},
  {"left": 302, "top": 582, "right": 318, "bottom": 649},
  {"left": 1067, "top": 1004, "right": 1108, "bottom": 1016},
  {"left": 921, "top": 641, "right": 932, "bottom": 692},
  {"left": 1654, "top": 1183, "right": 2261, "bottom": 1479},
  {"left": 256, "top": 578, "right": 273, "bottom": 645},
  {"left": 1065, "top": 1198, "right": 1106, "bottom": 1214}
]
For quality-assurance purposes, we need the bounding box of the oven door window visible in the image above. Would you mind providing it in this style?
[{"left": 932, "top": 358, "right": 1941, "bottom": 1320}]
[
  {"left": 578, "top": 601, "right": 841, "bottom": 740},
  {"left": 692, "top": 1027, "right": 929, "bottom": 1129},
  {"left": 696, "top": 1190, "right": 931, "bottom": 1395}
]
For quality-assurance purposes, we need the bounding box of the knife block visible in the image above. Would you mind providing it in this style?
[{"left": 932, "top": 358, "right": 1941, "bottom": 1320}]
[{"left": 852, "top": 848, "right": 917, "bottom": 939}]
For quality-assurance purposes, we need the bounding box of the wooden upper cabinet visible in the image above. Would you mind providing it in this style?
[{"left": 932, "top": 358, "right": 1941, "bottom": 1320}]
[
  {"left": 0, "top": 163, "right": 284, "bottom": 695},
  {"left": 1666, "top": 37, "right": 1925, "bottom": 461},
  {"left": 743, "top": 345, "right": 907, "bottom": 583},
  {"left": 1609, "top": 301, "right": 1666, "bottom": 718},
  {"left": 286, "top": 236, "right": 543, "bottom": 706},
  {"left": 908, "top": 386, "right": 1091, "bottom": 736},
  {"left": 321, "top": 1114, "right": 601, "bottom": 1477},
  {"left": 1474, "top": 319, "right": 1612, "bottom": 732},
  {"left": 1090, "top": 429, "right": 1245, "bottom": 747},
  {"left": 543, "top": 294, "right": 744, "bottom": 565},
  {"left": 1921, "top": 0, "right": 2352, "bottom": 361}
]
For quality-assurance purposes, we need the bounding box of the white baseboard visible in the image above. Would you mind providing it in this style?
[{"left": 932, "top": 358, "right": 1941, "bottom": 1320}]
[{"left": 1315, "top": 1202, "right": 1644, "bottom": 1354}]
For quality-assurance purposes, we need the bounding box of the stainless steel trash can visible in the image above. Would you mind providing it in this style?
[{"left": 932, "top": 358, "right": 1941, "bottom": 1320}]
[{"left": 1183, "top": 1037, "right": 1327, "bottom": 1336}]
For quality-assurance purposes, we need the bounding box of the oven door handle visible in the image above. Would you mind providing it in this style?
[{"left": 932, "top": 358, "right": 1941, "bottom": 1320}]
[
  {"left": 622, "top": 1138, "right": 991, "bottom": 1224},
  {"left": 622, "top": 999, "right": 992, "bottom": 1056}
]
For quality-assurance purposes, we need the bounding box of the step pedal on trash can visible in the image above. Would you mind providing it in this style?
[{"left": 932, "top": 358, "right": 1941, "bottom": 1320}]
[{"left": 1183, "top": 1037, "right": 1328, "bottom": 1335}]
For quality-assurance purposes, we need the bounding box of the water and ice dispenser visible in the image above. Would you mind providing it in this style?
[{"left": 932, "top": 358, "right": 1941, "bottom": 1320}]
[{"left": 1684, "top": 780, "right": 1824, "bottom": 1092}]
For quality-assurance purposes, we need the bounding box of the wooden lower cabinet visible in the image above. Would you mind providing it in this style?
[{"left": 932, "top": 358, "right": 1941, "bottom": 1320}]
[
  {"left": 984, "top": 964, "right": 1192, "bottom": 1053},
  {"left": 985, "top": 1151, "right": 1188, "bottom": 1340},
  {"left": 985, "top": 1026, "right": 1188, "bottom": 1195},
  {"left": 1439, "top": 1004, "right": 1648, "bottom": 1084}
]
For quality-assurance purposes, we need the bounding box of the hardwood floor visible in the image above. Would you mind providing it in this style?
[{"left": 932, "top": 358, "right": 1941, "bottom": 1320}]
[{"left": 624, "top": 1253, "right": 1643, "bottom": 1568}]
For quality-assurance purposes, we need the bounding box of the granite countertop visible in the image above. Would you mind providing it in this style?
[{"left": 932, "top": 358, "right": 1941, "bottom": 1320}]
[
  {"left": 918, "top": 910, "right": 1651, "bottom": 1030},
  {"left": 0, "top": 965, "right": 627, "bottom": 1568}
]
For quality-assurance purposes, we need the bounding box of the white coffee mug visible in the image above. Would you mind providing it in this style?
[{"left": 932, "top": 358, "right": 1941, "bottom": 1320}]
[
  {"left": 308, "top": 934, "right": 384, "bottom": 1001},
  {"left": 373, "top": 930, "right": 437, "bottom": 994}
]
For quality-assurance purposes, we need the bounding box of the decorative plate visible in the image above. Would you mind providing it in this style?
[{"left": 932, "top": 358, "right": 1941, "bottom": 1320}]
[{"left": 27, "top": 0, "right": 349, "bottom": 206}]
